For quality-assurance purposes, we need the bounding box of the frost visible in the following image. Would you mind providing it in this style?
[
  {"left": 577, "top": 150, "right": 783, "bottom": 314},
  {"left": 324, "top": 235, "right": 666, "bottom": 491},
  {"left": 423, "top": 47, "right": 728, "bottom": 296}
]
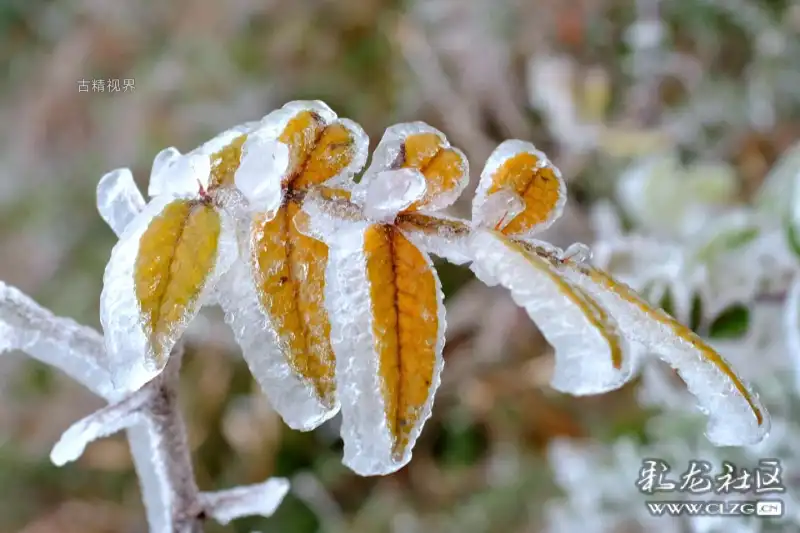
[
  {"left": 0, "top": 282, "right": 115, "bottom": 399},
  {"left": 51, "top": 385, "right": 153, "bottom": 466},
  {"left": 148, "top": 147, "right": 182, "bottom": 197},
  {"left": 362, "top": 122, "right": 468, "bottom": 211},
  {"left": 559, "top": 262, "right": 769, "bottom": 446},
  {"left": 233, "top": 131, "right": 290, "bottom": 214},
  {"left": 215, "top": 258, "right": 340, "bottom": 431},
  {"left": 472, "top": 139, "right": 566, "bottom": 239},
  {"left": 200, "top": 478, "right": 290, "bottom": 525},
  {"left": 356, "top": 168, "right": 427, "bottom": 222},
  {"left": 97, "top": 168, "right": 146, "bottom": 236},
  {"left": 100, "top": 195, "right": 238, "bottom": 393},
  {"left": 472, "top": 187, "right": 524, "bottom": 231},
  {"left": 470, "top": 231, "right": 635, "bottom": 395}
]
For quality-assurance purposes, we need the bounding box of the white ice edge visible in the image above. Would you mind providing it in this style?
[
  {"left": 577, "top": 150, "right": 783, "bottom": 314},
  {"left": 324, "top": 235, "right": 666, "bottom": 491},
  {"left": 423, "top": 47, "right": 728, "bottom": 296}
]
[
  {"left": 100, "top": 196, "right": 237, "bottom": 393},
  {"left": 200, "top": 477, "right": 290, "bottom": 525},
  {"left": 234, "top": 132, "right": 290, "bottom": 215},
  {"left": 359, "top": 168, "right": 428, "bottom": 223},
  {"left": 558, "top": 262, "right": 770, "bottom": 445},
  {"left": 50, "top": 385, "right": 153, "bottom": 466},
  {"left": 216, "top": 242, "right": 340, "bottom": 431},
  {"left": 323, "top": 222, "right": 398, "bottom": 475},
  {"left": 360, "top": 121, "right": 468, "bottom": 211},
  {"left": 470, "top": 231, "right": 635, "bottom": 395},
  {"left": 97, "top": 168, "right": 146, "bottom": 236},
  {"left": 401, "top": 213, "right": 474, "bottom": 265},
  {"left": 473, "top": 140, "right": 567, "bottom": 239}
]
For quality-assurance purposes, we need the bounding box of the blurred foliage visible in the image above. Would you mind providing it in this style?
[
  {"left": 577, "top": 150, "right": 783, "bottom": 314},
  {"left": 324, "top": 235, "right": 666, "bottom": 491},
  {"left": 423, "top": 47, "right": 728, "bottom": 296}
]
[{"left": 1, "top": 0, "right": 799, "bottom": 531}]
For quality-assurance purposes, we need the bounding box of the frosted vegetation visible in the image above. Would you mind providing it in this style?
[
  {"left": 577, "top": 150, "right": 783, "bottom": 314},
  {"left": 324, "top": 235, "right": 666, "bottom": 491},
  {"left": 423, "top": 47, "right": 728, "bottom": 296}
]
[
  {"left": 0, "top": 100, "right": 776, "bottom": 531},
  {"left": 545, "top": 144, "right": 800, "bottom": 533}
]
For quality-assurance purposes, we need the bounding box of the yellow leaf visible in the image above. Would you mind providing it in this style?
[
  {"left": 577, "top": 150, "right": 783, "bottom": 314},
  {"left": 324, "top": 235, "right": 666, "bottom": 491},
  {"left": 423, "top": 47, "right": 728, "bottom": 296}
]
[
  {"left": 487, "top": 151, "right": 565, "bottom": 235},
  {"left": 398, "top": 132, "right": 468, "bottom": 211},
  {"left": 208, "top": 134, "right": 248, "bottom": 189},
  {"left": 134, "top": 199, "right": 221, "bottom": 365},
  {"left": 250, "top": 200, "right": 336, "bottom": 407},
  {"left": 279, "top": 112, "right": 357, "bottom": 190},
  {"left": 364, "top": 224, "right": 440, "bottom": 459}
]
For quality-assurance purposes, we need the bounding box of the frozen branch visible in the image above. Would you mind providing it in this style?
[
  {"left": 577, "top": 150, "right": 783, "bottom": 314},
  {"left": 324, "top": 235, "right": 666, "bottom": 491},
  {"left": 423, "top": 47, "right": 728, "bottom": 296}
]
[{"left": 0, "top": 281, "right": 289, "bottom": 532}]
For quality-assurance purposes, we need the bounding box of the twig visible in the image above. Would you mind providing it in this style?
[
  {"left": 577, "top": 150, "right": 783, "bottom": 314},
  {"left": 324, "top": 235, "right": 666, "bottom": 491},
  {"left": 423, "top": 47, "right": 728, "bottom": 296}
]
[{"left": 0, "top": 281, "right": 289, "bottom": 532}]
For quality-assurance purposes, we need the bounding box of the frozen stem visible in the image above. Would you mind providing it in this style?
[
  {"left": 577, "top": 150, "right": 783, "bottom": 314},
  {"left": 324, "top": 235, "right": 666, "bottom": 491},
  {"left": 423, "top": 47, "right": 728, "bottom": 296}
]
[{"left": 0, "top": 281, "right": 288, "bottom": 532}]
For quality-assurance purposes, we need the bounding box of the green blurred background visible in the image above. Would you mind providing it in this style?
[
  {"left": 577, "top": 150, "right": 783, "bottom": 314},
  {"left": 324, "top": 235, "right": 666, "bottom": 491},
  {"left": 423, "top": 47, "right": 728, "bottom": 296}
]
[{"left": 0, "top": 0, "right": 798, "bottom": 531}]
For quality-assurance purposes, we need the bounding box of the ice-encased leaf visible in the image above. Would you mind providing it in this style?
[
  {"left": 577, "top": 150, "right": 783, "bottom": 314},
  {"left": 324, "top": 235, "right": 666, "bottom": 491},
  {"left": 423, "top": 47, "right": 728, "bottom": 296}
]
[
  {"left": 473, "top": 140, "right": 567, "bottom": 238},
  {"left": 100, "top": 196, "right": 236, "bottom": 392},
  {"left": 0, "top": 281, "right": 115, "bottom": 399},
  {"left": 303, "top": 197, "right": 445, "bottom": 475},
  {"left": 216, "top": 254, "right": 340, "bottom": 431},
  {"left": 557, "top": 260, "right": 769, "bottom": 445},
  {"left": 356, "top": 168, "right": 427, "bottom": 223},
  {"left": 200, "top": 478, "right": 290, "bottom": 525},
  {"left": 233, "top": 130, "right": 290, "bottom": 214},
  {"left": 97, "top": 168, "right": 146, "bottom": 236},
  {"left": 362, "top": 122, "right": 469, "bottom": 212},
  {"left": 470, "top": 230, "right": 635, "bottom": 394},
  {"left": 253, "top": 100, "right": 368, "bottom": 191}
]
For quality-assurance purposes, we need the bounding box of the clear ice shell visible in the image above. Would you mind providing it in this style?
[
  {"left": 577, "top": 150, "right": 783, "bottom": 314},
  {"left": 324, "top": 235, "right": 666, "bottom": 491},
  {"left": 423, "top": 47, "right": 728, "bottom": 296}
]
[
  {"left": 100, "top": 196, "right": 238, "bottom": 393},
  {"left": 325, "top": 223, "right": 443, "bottom": 475},
  {"left": 557, "top": 262, "right": 770, "bottom": 446},
  {"left": 96, "top": 168, "right": 146, "bottom": 238},
  {"left": 50, "top": 385, "right": 152, "bottom": 466},
  {"left": 215, "top": 251, "right": 340, "bottom": 432},
  {"left": 472, "top": 186, "right": 525, "bottom": 231},
  {"left": 148, "top": 147, "right": 182, "bottom": 197},
  {"left": 472, "top": 139, "right": 567, "bottom": 239},
  {"left": 200, "top": 478, "right": 290, "bottom": 525},
  {"left": 234, "top": 130, "right": 290, "bottom": 215},
  {"left": 249, "top": 100, "right": 369, "bottom": 191},
  {"left": 298, "top": 192, "right": 446, "bottom": 475},
  {"left": 356, "top": 168, "right": 428, "bottom": 223},
  {"left": 361, "top": 122, "right": 469, "bottom": 211},
  {"left": 149, "top": 151, "right": 213, "bottom": 197},
  {"left": 400, "top": 213, "right": 474, "bottom": 265},
  {"left": 470, "top": 230, "right": 636, "bottom": 395},
  {"left": 0, "top": 281, "right": 116, "bottom": 400}
]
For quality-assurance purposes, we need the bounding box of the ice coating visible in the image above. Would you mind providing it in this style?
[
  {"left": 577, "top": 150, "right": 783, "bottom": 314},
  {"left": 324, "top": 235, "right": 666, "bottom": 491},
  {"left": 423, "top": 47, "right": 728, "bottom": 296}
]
[
  {"left": 51, "top": 386, "right": 153, "bottom": 466},
  {"left": 217, "top": 101, "right": 370, "bottom": 430},
  {"left": 470, "top": 231, "right": 635, "bottom": 395},
  {"left": 0, "top": 281, "right": 116, "bottom": 399},
  {"left": 201, "top": 478, "right": 290, "bottom": 525},
  {"left": 234, "top": 131, "right": 290, "bottom": 214},
  {"left": 473, "top": 140, "right": 567, "bottom": 238},
  {"left": 558, "top": 261, "right": 769, "bottom": 445},
  {"left": 148, "top": 147, "right": 182, "bottom": 197},
  {"left": 100, "top": 196, "right": 237, "bottom": 392},
  {"left": 472, "top": 186, "right": 525, "bottom": 231},
  {"left": 215, "top": 257, "right": 340, "bottom": 430},
  {"left": 362, "top": 122, "right": 469, "bottom": 211},
  {"left": 300, "top": 192, "right": 445, "bottom": 475},
  {"left": 96, "top": 168, "right": 146, "bottom": 239},
  {"left": 250, "top": 100, "right": 368, "bottom": 191},
  {"left": 357, "top": 168, "right": 427, "bottom": 223},
  {"left": 395, "top": 212, "right": 473, "bottom": 265}
]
